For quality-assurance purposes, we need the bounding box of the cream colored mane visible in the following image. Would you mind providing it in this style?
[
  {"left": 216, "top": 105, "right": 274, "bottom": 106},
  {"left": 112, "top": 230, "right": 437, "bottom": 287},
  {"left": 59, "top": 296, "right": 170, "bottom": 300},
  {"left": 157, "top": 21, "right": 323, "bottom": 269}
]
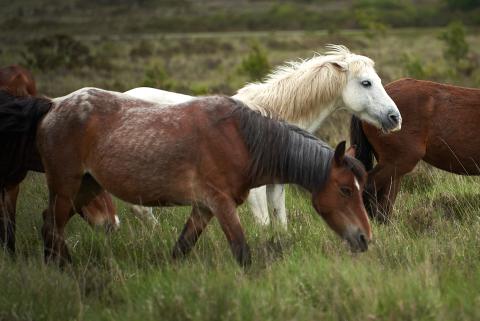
[{"left": 233, "top": 45, "right": 375, "bottom": 126}]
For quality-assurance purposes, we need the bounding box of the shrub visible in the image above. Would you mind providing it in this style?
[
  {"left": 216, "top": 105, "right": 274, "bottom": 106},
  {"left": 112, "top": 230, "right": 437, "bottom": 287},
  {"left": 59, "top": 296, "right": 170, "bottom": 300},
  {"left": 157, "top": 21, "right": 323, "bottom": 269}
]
[
  {"left": 439, "top": 20, "right": 469, "bottom": 63},
  {"left": 22, "top": 34, "right": 92, "bottom": 71},
  {"left": 142, "top": 64, "right": 176, "bottom": 90},
  {"left": 238, "top": 42, "right": 270, "bottom": 81},
  {"left": 130, "top": 40, "right": 155, "bottom": 58}
]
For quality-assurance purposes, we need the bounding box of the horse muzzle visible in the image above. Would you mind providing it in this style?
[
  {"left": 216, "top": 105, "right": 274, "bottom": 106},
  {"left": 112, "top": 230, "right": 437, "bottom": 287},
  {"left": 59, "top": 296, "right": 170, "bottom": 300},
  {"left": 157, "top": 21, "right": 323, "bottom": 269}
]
[
  {"left": 381, "top": 109, "right": 402, "bottom": 133},
  {"left": 344, "top": 228, "right": 369, "bottom": 252}
]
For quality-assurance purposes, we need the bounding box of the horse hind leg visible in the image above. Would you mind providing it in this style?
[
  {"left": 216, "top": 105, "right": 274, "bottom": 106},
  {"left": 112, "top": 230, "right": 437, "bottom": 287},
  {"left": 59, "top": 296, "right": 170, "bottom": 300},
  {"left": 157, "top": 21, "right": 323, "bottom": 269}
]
[
  {"left": 172, "top": 205, "right": 213, "bottom": 260},
  {"left": 74, "top": 174, "right": 119, "bottom": 232},
  {"left": 267, "top": 184, "right": 287, "bottom": 229},
  {"left": 0, "top": 185, "right": 20, "bottom": 254}
]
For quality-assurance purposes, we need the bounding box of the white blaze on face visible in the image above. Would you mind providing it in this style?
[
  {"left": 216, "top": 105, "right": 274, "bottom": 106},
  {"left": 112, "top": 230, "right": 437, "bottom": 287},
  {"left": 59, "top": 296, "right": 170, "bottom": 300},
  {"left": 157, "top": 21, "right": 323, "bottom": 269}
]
[{"left": 354, "top": 177, "right": 360, "bottom": 191}]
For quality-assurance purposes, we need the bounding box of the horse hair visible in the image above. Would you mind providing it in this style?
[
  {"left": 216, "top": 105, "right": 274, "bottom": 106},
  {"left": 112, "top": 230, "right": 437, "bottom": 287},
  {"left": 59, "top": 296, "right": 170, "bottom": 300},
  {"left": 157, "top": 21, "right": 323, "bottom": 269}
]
[
  {"left": 0, "top": 90, "right": 52, "bottom": 188},
  {"left": 229, "top": 98, "right": 365, "bottom": 191}
]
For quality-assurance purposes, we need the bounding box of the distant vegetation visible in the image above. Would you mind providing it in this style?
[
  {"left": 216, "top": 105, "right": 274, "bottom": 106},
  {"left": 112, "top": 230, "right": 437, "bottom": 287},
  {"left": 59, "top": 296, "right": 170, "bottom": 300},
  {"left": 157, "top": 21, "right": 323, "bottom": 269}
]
[{"left": 2, "top": 0, "right": 480, "bottom": 35}]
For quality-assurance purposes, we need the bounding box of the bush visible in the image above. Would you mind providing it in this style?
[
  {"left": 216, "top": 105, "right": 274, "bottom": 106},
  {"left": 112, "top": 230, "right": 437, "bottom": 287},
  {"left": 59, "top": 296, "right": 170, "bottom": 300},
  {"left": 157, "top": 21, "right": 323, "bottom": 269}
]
[
  {"left": 130, "top": 40, "right": 155, "bottom": 58},
  {"left": 355, "top": 8, "right": 389, "bottom": 38},
  {"left": 22, "top": 34, "right": 92, "bottom": 71},
  {"left": 402, "top": 53, "right": 428, "bottom": 79},
  {"left": 142, "top": 64, "right": 176, "bottom": 90},
  {"left": 238, "top": 42, "right": 270, "bottom": 81},
  {"left": 439, "top": 20, "right": 469, "bottom": 63}
]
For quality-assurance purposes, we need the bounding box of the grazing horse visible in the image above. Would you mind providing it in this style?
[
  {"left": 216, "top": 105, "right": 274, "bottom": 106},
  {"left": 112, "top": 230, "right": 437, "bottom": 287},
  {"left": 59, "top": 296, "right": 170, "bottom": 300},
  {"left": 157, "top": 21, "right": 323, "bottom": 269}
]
[
  {"left": 0, "top": 65, "right": 37, "bottom": 97},
  {"left": 125, "top": 44, "right": 401, "bottom": 228},
  {"left": 351, "top": 78, "right": 480, "bottom": 221},
  {"left": 0, "top": 86, "right": 118, "bottom": 254},
  {"left": 34, "top": 88, "right": 370, "bottom": 266}
]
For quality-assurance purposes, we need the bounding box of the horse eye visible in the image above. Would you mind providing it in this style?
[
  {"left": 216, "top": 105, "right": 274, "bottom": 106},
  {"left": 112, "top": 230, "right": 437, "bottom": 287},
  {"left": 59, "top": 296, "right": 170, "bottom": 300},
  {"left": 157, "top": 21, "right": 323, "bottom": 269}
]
[
  {"left": 340, "top": 186, "right": 353, "bottom": 198},
  {"left": 361, "top": 80, "right": 372, "bottom": 88}
]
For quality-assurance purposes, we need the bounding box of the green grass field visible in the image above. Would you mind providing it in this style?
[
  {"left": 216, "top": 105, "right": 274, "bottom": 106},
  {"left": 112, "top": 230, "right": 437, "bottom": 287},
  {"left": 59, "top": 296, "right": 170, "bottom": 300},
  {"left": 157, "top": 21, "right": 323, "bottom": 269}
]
[{"left": 2, "top": 27, "right": 480, "bottom": 321}]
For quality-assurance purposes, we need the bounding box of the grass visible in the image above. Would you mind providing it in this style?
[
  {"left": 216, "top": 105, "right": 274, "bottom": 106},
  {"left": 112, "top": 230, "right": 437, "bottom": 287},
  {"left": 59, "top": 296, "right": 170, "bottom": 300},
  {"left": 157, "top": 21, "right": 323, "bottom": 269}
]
[
  {"left": 2, "top": 27, "right": 480, "bottom": 320},
  {"left": 2, "top": 165, "right": 480, "bottom": 321}
]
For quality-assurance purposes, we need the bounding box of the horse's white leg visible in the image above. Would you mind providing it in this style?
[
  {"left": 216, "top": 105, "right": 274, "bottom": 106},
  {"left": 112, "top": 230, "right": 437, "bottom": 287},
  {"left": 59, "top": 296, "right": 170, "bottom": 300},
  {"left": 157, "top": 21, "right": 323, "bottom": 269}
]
[
  {"left": 131, "top": 205, "right": 158, "bottom": 225},
  {"left": 247, "top": 186, "right": 270, "bottom": 226},
  {"left": 267, "top": 184, "right": 287, "bottom": 229}
]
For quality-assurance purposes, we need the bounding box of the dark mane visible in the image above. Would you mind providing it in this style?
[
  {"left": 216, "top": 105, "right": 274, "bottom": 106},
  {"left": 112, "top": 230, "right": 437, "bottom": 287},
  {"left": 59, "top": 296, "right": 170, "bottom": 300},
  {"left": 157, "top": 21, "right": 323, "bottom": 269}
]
[
  {"left": 229, "top": 99, "right": 365, "bottom": 191},
  {"left": 0, "top": 90, "right": 52, "bottom": 187}
]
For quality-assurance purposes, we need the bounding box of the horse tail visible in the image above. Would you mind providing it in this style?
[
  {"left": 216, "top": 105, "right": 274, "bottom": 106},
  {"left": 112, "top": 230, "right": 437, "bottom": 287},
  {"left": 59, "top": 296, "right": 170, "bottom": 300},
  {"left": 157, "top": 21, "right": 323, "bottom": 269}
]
[
  {"left": 350, "top": 115, "right": 374, "bottom": 172},
  {"left": 0, "top": 90, "right": 52, "bottom": 187}
]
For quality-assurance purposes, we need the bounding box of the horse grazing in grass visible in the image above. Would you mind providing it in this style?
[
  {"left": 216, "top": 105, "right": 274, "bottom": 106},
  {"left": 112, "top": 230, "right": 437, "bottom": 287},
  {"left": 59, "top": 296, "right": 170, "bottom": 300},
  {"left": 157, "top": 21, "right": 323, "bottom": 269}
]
[
  {"left": 351, "top": 78, "right": 480, "bottom": 221},
  {"left": 33, "top": 88, "right": 370, "bottom": 266},
  {"left": 0, "top": 86, "right": 118, "bottom": 254},
  {"left": 0, "top": 65, "right": 37, "bottom": 97},
  {"left": 125, "top": 44, "right": 401, "bottom": 228}
]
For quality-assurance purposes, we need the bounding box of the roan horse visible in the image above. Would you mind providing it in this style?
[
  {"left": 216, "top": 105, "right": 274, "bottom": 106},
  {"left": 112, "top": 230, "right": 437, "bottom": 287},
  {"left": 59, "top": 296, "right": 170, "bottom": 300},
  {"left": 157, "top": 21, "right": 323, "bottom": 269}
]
[
  {"left": 125, "top": 45, "right": 401, "bottom": 228},
  {"left": 351, "top": 78, "right": 480, "bottom": 221},
  {"left": 32, "top": 88, "right": 370, "bottom": 266},
  {"left": 0, "top": 67, "right": 119, "bottom": 254}
]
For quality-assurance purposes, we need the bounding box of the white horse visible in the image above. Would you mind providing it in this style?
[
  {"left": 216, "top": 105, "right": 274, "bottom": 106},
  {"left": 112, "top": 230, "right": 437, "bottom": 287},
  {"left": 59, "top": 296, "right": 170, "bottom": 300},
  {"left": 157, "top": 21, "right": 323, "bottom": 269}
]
[{"left": 125, "top": 45, "right": 401, "bottom": 228}]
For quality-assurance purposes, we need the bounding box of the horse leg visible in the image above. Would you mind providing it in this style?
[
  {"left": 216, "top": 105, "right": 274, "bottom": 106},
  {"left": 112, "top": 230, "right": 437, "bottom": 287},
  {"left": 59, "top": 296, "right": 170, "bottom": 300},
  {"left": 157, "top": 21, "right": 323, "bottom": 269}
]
[
  {"left": 368, "top": 162, "right": 417, "bottom": 222},
  {"left": 376, "top": 178, "right": 402, "bottom": 223},
  {"left": 74, "top": 176, "right": 119, "bottom": 232},
  {"left": 172, "top": 205, "right": 213, "bottom": 260},
  {"left": 0, "top": 185, "right": 19, "bottom": 254},
  {"left": 247, "top": 186, "right": 270, "bottom": 226},
  {"left": 267, "top": 184, "right": 287, "bottom": 229},
  {"left": 212, "top": 199, "right": 251, "bottom": 267},
  {"left": 42, "top": 194, "right": 75, "bottom": 265},
  {"left": 42, "top": 171, "right": 85, "bottom": 265},
  {"left": 131, "top": 205, "right": 158, "bottom": 225}
]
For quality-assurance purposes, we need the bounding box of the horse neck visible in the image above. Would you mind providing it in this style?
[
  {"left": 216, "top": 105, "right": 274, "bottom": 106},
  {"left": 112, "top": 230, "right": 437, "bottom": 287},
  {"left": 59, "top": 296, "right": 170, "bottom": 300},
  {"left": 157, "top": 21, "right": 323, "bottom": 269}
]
[
  {"left": 233, "top": 66, "right": 344, "bottom": 130},
  {"left": 246, "top": 126, "right": 332, "bottom": 192}
]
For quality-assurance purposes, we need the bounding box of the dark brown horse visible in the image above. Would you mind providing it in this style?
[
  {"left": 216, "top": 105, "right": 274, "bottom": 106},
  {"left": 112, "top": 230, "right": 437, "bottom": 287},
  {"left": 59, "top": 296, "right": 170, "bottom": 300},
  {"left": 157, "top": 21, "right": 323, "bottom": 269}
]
[
  {"left": 0, "top": 65, "right": 37, "bottom": 97},
  {"left": 33, "top": 88, "right": 370, "bottom": 266},
  {"left": 0, "top": 77, "right": 118, "bottom": 254},
  {"left": 351, "top": 78, "right": 480, "bottom": 221}
]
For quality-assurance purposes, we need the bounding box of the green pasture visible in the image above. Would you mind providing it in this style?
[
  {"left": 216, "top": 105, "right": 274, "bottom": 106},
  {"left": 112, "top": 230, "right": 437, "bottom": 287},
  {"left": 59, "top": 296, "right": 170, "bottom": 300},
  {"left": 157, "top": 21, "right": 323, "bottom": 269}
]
[{"left": 2, "top": 23, "right": 480, "bottom": 321}]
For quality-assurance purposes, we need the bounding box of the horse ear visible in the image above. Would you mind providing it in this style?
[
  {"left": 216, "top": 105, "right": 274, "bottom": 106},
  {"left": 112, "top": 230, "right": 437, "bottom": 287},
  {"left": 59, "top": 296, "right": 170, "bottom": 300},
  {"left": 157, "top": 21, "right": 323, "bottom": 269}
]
[
  {"left": 334, "top": 141, "right": 346, "bottom": 165},
  {"left": 346, "top": 145, "right": 356, "bottom": 158},
  {"left": 331, "top": 61, "right": 348, "bottom": 72}
]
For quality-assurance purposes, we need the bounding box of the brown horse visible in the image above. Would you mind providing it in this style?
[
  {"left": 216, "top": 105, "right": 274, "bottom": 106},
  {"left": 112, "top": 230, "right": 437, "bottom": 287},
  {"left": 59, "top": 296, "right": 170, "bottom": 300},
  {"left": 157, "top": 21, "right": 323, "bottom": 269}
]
[
  {"left": 0, "top": 85, "right": 118, "bottom": 254},
  {"left": 34, "top": 88, "right": 370, "bottom": 266},
  {"left": 351, "top": 78, "right": 480, "bottom": 221},
  {"left": 0, "top": 65, "right": 37, "bottom": 97}
]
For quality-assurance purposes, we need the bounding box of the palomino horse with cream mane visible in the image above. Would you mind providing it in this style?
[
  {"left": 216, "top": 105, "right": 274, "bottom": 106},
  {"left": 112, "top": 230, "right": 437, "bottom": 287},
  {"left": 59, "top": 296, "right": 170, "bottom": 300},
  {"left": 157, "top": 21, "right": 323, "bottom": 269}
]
[
  {"left": 31, "top": 87, "right": 370, "bottom": 266},
  {"left": 125, "top": 45, "right": 401, "bottom": 228},
  {"left": 351, "top": 78, "right": 480, "bottom": 222},
  {"left": 0, "top": 68, "right": 118, "bottom": 254}
]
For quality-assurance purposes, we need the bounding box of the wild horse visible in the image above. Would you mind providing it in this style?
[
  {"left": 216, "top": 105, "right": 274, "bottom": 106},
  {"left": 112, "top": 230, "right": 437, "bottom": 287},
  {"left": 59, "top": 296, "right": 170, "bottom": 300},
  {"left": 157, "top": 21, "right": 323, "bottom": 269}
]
[{"left": 33, "top": 88, "right": 370, "bottom": 266}]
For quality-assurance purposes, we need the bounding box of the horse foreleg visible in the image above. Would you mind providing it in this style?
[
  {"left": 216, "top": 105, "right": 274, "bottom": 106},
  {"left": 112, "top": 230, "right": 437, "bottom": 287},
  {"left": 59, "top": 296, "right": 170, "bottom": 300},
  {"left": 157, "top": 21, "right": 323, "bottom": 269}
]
[
  {"left": 172, "top": 205, "right": 213, "bottom": 260},
  {"left": 247, "top": 186, "right": 270, "bottom": 226},
  {"left": 267, "top": 184, "right": 287, "bottom": 229},
  {"left": 212, "top": 199, "right": 251, "bottom": 268},
  {"left": 0, "top": 185, "right": 19, "bottom": 254}
]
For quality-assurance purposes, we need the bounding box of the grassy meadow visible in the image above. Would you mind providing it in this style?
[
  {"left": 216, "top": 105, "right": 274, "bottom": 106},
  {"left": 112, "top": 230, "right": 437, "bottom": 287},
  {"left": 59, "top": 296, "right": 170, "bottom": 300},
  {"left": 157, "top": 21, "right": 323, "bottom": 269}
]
[{"left": 2, "top": 23, "right": 480, "bottom": 321}]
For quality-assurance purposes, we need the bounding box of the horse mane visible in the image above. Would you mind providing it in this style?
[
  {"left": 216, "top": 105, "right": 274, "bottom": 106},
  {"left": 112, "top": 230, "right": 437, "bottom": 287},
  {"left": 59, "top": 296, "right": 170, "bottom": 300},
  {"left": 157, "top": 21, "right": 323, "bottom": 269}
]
[
  {"left": 230, "top": 98, "right": 365, "bottom": 191},
  {"left": 0, "top": 90, "right": 52, "bottom": 187},
  {"left": 233, "top": 44, "right": 375, "bottom": 124}
]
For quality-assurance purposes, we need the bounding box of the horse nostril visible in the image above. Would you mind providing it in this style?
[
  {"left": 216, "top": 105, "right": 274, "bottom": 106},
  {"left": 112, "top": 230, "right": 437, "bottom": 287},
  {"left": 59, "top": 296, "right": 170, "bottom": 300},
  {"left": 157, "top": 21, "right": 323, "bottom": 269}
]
[
  {"left": 388, "top": 113, "right": 399, "bottom": 125},
  {"left": 358, "top": 233, "right": 368, "bottom": 251}
]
